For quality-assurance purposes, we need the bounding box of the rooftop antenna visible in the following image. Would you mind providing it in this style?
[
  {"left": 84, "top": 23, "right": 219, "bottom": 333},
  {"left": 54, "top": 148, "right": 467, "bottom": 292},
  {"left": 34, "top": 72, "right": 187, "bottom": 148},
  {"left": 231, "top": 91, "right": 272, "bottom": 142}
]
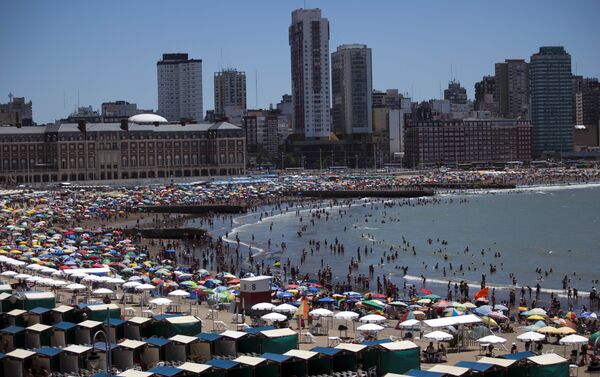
[
  {"left": 220, "top": 48, "right": 223, "bottom": 71},
  {"left": 8, "top": 92, "right": 13, "bottom": 102}
]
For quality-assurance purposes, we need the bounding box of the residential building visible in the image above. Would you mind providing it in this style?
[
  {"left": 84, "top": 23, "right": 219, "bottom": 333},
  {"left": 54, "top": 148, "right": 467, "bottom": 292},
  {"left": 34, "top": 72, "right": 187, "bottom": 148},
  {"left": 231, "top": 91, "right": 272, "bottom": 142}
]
[
  {"left": 157, "top": 53, "right": 203, "bottom": 122},
  {"left": 444, "top": 80, "right": 468, "bottom": 113},
  {"left": 214, "top": 69, "right": 247, "bottom": 124},
  {"left": 100, "top": 100, "right": 154, "bottom": 123},
  {"left": 289, "top": 8, "right": 331, "bottom": 139},
  {"left": 242, "top": 109, "right": 290, "bottom": 165},
  {"left": 0, "top": 121, "right": 245, "bottom": 185},
  {"left": 529, "top": 46, "right": 573, "bottom": 156},
  {"left": 331, "top": 44, "right": 373, "bottom": 137},
  {"left": 495, "top": 59, "right": 529, "bottom": 119},
  {"left": 404, "top": 119, "right": 532, "bottom": 167},
  {"left": 0, "top": 95, "right": 33, "bottom": 127},
  {"left": 574, "top": 77, "right": 600, "bottom": 127},
  {"left": 62, "top": 106, "right": 103, "bottom": 123},
  {"left": 372, "top": 97, "right": 411, "bottom": 163},
  {"left": 474, "top": 76, "right": 497, "bottom": 113},
  {"left": 372, "top": 89, "right": 403, "bottom": 109}
]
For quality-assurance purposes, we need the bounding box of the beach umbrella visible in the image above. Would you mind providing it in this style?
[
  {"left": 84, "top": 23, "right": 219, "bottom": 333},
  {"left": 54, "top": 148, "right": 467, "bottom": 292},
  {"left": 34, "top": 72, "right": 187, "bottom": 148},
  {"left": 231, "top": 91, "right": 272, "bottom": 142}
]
[
  {"left": 425, "top": 331, "right": 454, "bottom": 341},
  {"left": 65, "top": 283, "right": 86, "bottom": 291},
  {"left": 527, "top": 308, "right": 547, "bottom": 316},
  {"left": 150, "top": 298, "right": 172, "bottom": 306},
  {"left": 122, "top": 281, "right": 141, "bottom": 288},
  {"left": 273, "top": 303, "right": 297, "bottom": 313},
  {"left": 261, "top": 312, "right": 287, "bottom": 322},
  {"left": 92, "top": 288, "right": 113, "bottom": 296},
  {"left": 107, "top": 277, "right": 125, "bottom": 285},
  {"left": 135, "top": 283, "right": 155, "bottom": 291},
  {"left": 527, "top": 315, "right": 546, "bottom": 321},
  {"left": 359, "top": 314, "right": 386, "bottom": 323},
  {"left": 476, "top": 335, "right": 506, "bottom": 344},
  {"left": 334, "top": 311, "right": 359, "bottom": 320},
  {"left": 343, "top": 291, "right": 362, "bottom": 297},
  {"left": 317, "top": 297, "right": 336, "bottom": 303},
  {"left": 309, "top": 308, "right": 333, "bottom": 317},
  {"left": 473, "top": 305, "right": 493, "bottom": 316},
  {"left": 1, "top": 271, "right": 17, "bottom": 277},
  {"left": 537, "top": 326, "right": 560, "bottom": 335},
  {"left": 494, "top": 304, "right": 508, "bottom": 311},
  {"left": 416, "top": 298, "right": 432, "bottom": 305},
  {"left": 563, "top": 311, "right": 577, "bottom": 320},
  {"left": 488, "top": 312, "right": 508, "bottom": 321},
  {"left": 15, "top": 273, "right": 32, "bottom": 280},
  {"left": 559, "top": 334, "right": 588, "bottom": 345},
  {"left": 251, "top": 302, "right": 275, "bottom": 311},
  {"left": 589, "top": 332, "right": 600, "bottom": 343},
  {"left": 445, "top": 309, "right": 463, "bottom": 317},
  {"left": 421, "top": 294, "right": 441, "bottom": 300},
  {"left": 397, "top": 319, "right": 420, "bottom": 328},
  {"left": 556, "top": 326, "right": 576, "bottom": 335},
  {"left": 517, "top": 331, "right": 546, "bottom": 342},
  {"left": 168, "top": 290, "right": 190, "bottom": 297},
  {"left": 361, "top": 299, "right": 385, "bottom": 310},
  {"left": 356, "top": 323, "right": 384, "bottom": 332},
  {"left": 389, "top": 301, "right": 409, "bottom": 308},
  {"left": 481, "top": 317, "right": 498, "bottom": 328}
]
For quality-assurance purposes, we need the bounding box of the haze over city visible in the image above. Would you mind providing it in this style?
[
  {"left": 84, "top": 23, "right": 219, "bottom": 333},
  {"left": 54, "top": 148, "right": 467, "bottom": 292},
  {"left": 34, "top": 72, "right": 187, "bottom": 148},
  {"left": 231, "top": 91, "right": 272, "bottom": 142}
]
[{"left": 1, "top": 0, "right": 599, "bottom": 124}]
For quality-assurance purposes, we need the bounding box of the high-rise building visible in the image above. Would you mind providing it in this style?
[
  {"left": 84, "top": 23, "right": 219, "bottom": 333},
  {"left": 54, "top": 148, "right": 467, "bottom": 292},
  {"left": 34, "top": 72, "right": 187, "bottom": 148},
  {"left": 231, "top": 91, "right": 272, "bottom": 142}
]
[
  {"left": 157, "top": 53, "right": 203, "bottom": 122},
  {"left": 474, "top": 76, "right": 497, "bottom": 113},
  {"left": 331, "top": 44, "right": 373, "bottom": 136},
  {"left": 289, "top": 8, "right": 331, "bottom": 139},
  {"left": 0, "top": 95, "right": 33, "bottom": 127},
  {"left": 444, "top": 80, "right": 469, "bottom": 113},
  {"left": 214, "top": 69, "right": 247, "bottom": 122},
  {"left": 575, "top": 78, "right": 600, "bottom": 126},
  {"left": 495, "top": 59, "right": 529, "bottom": 119},
  {"left": 529, "top": 46, "right": 573, "bottom": 156},
  {"left": 372, "top": 89, "right": 403, "bottom": 109}
]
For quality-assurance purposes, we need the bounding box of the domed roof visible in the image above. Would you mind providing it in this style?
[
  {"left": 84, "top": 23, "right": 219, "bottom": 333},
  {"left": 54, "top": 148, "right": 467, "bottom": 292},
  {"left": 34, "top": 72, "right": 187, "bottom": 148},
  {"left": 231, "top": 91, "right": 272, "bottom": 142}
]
[{"left": 128, "top": 114, "right": 168, "bottom": 124}]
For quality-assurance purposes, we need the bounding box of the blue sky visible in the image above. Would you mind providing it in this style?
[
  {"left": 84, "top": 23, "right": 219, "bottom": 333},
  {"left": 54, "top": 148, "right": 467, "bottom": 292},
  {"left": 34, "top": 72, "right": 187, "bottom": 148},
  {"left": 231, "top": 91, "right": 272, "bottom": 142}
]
[{"left": 1, "top": 0, "right": 599, "bottom": 124}]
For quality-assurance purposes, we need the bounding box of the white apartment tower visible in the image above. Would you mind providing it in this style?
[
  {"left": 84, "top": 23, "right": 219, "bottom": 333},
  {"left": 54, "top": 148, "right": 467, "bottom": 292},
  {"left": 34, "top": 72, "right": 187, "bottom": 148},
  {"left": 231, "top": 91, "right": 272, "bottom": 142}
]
[
  {"left": 157, "top": 53, "right": 203, "bottom": 122},
  {"left": 289, "top": 8, "right": 331, "bottom": 139}
]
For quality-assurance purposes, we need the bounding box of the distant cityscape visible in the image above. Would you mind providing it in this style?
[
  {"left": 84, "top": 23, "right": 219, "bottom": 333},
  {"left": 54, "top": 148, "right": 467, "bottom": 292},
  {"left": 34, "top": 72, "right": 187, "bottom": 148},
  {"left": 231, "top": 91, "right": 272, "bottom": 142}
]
[{"left": 1, "top": 7, "right": 599, "bottom": 184}]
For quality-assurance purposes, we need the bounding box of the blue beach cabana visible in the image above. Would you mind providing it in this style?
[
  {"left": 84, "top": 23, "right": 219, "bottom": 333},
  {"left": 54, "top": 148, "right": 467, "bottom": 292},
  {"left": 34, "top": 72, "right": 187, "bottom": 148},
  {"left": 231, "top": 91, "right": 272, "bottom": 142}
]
[
  {"left": 148, "top": 365, "right": 184, "bottom": 377},
  {"left": 311, "top": 347, "right": 348, "bottom": 372},
  {"left": 51, "top": 321, "right": 77, "bottom": 347},
  {"left": 50, "top": 305, "right": 76, "bottom": 324},
  {"left": 378, "top": 340, "right": 421, "bottom": 375},
  {"left": 92, "top": 341, "right": 119, "bottom": 371},
  {"left": 214, "top": 330, "right": 248, "bottom": 357},
  {"left": 3, "top": 349, "right": 36, "bottom": 377},
  {"left": 405, "top": 369, "right": 447, "bottom": 377},
  {"left": 334, "top": 343, "right": 367, "bottom": 372},
  {"left": 167, "top": 335, "right": 203, "bottom": 362},
  {"left": 32, "top": 346, "right": 63, "bottom": 373},
  {"left": 500, "top": 351, "right": 536, "bottom": 377},
  {"left": 205, "top": 359, "right": 243, "bottom": 377},
  {"left": 526, "top": 354, "right": 569, "bottom": 377},
  {"left": 6, "top": 309, "right": 28, "bottom": 327},
  {"left": 27, "top": 307, "right": 51, "bottom": 326},
  {"left": 59, "top": 344, "right": 92, "bottom": 374},
  {"left": 114, "top": 339, "right": 147, "bottom": 370},
  {"left": 261, "top": 353, "right": 295, "bottom": 377},
  {"left": 24, "top": 323, "right": 52, "bottom": 348},
  {"left": 144, "top": 337, "right": 172, "bottom": 368},
  {"left": 195, "top": 332, "right": 222, "bottom": 362},
  {"left": 74, "top": 320, "right": 103, "bottom": 345},
  {"left": 124, "top": 316, "right": 153, "bottom": 340},
  {"left": 284, "top": 349, "right": 328, "bottom": 376},
  {"left": 16, "top": 292, "right": 55, "bottom": 310},
  {"left": 0, "top": 325, "right": 25, "bottom": 351},
  {"left": 477, "top": 356, "right": 518, "bottom": 377},
  {"left": 103, "top": 318, "right": 127, "bottom": 341},
  {"left": 258, "top": 328, "right": 298, "bottom": 354},
  {"left": 455, "top": 360, "right": 496, "bottom": 375}
]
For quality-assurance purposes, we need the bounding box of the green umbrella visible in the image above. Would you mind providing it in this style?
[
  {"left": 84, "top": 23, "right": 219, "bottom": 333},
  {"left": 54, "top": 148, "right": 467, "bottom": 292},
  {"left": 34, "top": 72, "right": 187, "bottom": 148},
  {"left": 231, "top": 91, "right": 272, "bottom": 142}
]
[
  {"left": 590, "top": 331, "right": 600, "bottom": 344},
  {"left": 421, "top": 294, "right": 442, "bottom": 300},
  {"left": 362, "top": 300, "right": 385, "bottom": 310}
]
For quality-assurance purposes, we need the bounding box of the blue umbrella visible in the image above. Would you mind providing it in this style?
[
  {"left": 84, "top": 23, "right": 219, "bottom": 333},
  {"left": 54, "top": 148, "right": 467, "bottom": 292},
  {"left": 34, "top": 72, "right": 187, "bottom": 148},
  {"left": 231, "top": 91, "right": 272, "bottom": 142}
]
[
  {"left": 317, "top": 297, "right": 336, "bottom": 303},
  {"left": 473, "top": 305, "right": 493, "bottom": 316}
]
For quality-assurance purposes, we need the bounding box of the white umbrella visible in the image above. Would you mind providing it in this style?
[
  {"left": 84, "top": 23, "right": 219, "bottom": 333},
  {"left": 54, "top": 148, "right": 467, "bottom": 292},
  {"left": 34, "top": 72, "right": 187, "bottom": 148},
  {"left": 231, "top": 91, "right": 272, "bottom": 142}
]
[
  {"left": 517, "top": 331, "right": 546, "bottom": 342},
  {"left": 527, "top": 308, "right": 547, "bottom": 316},
  {"left": 309, "top": 308, "right": 334, "bottom": 317},
  {"left": 559, "top": 334, "right": 588, "bottom": 345},
  {"left": 15, "top": 273, "right": 31, "bottom": 280},
  {"left": 356, "top": 323, "right": 384, "bottom": 332},
  {"left": 107, "top": 278, "right": 125, "bottom": 285},
  {"left": 1, "top": 271, "right": 17, "bottom": 277},
  {"left": 477, "top": 335, "right": 507, "bottom": 344},
  {"left": 122, "top": 281, "right": 141, "bottom": 288},
  {"left": 252, "top": 302, "right": 275, "bottom": 311},
  {"left": 273, "top": 303, "right": 297, "bottom": 313},
  {"left": 398, "top": 319, "right": 420, "bottom": 328},
  {"left": 168, "top": 290, "right": 191, "bottom": 297},
  {"left": 262, "top": 312, "right": 288, "bottom": 322},
  {"left": 92, "top": 288, "right": 114, "bottom": 296},
  {"left": 150, "top": 298, "right": 172, "bottom": 306},
  {"left": 359, "top": 314, "right": 386, "bottom": 323},
  {"left": 65, "top": 283, "right": 86, "bottom": 291},
  {"left": 334, "top": 311, "right": 359, "bottom": 320},
  {"left": 135, "top": 284, "right": 155, "bottom": 291},
  {"left": 424, "top": 331, "right": 454, "bottom": 341}
]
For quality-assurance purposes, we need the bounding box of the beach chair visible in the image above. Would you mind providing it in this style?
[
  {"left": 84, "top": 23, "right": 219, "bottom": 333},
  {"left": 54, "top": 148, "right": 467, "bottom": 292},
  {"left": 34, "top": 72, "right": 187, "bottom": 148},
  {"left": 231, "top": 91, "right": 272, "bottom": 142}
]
[
  {"left": 328, "top": 336, "right": 342, "bottom": 347},
  {"left": 124, "top": 307, "right": 137, "bottom": 316},
  {"left": 300, "top": 332, "right": 316, "bottom": 344},
  {"left": 214, "top": 320, "right": 228, "bottom": 331}
]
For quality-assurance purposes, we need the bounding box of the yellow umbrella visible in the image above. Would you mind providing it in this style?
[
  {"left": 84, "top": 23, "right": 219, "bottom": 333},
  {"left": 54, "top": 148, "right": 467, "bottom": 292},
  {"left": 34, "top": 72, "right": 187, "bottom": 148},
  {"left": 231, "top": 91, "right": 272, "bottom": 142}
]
[
  {"left": 527, "top": 315, "right": 546, "bottom": 321},
  {"left": 537, "top": 326, "right": 559, "bottom": 334},
  {"left": 481, "top": 316, "right": 499, "bottom": 328},
  {"left": 556, "top": 327, "right": 576, "bottom": 335}
]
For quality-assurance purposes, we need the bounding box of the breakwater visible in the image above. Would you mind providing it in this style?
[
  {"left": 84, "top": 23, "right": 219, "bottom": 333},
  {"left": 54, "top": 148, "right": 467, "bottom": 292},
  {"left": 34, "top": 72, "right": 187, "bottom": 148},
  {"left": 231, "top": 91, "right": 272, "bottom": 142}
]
[{"left": 141, "top": 204, "right": 247, "bottom": 214}]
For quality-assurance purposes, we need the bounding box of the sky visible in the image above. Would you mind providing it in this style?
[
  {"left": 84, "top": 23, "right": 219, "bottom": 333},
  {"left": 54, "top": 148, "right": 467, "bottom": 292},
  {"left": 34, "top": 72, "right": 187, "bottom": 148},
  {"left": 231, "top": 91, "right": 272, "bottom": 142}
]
[{"left": 1, "top": 0, "right": 599, "bottom": 124}]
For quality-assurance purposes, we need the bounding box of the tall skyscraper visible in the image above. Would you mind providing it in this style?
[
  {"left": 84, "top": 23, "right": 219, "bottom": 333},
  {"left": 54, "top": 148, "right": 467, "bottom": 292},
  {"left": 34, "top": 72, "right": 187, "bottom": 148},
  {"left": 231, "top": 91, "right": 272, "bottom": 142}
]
[
  {"left": 289, "top": 8, "right": 331, "bottom": 139},
  {"left": 157, "top": 53, "right": 203, "bottom": 122},
  {"left": 529, "top": 46, "right": 573, "bottom": 156},
  {"left": 474, "top": 76, "right": 497, "bottom": 113},
  {"left": 214, "top": 69, "right": 247, "bottom": 119},
  {"left": 331, "top": 44, "right": 372, "bottom": 136},
  {"left": 495, "top": 59, "right": 529, "bottom": 119},
  {"left": 444, "top": 80, "right": 468, "bottom": 113}
]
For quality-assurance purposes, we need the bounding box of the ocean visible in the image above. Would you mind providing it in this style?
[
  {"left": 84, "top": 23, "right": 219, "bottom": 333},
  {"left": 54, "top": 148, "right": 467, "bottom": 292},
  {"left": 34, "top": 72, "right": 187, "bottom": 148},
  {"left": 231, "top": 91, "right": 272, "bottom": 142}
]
[{"left": 192, "top": 184, "right": 600, "bottom": 304}]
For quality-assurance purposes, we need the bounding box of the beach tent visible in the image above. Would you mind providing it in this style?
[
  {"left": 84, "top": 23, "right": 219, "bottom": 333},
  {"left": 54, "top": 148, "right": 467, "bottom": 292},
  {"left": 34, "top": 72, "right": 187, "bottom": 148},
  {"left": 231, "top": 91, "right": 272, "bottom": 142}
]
[
  {"left": 6, "top": 309, "right": 27, "bottom": 327},
  {"left": 258, "top": 328, "right": 298, "bottom": 354},
  {"left": 455, "top": 360, "right": 496, "bottom": 375},
  {"left": 74, "top": 320, "right": 103, "bottom": 345},
  {"left": 428, "top": 365, "right": 470, "bottom": 376},
  {"left": 16, "top": 292, "right": 55, "bottom": 310},
  {"left": 234, "top": 355, "right": 273, "bottom": 377},
  {"left": 527, "top": 354, "right": 568, "bottom": 377},
  {"left": 214, "top": 330, "right": 248, "bottom": 357},
  {"left": 117, "top": 369, "right": 154, "bottom": 377},
  {"left": 154, "top": 315, "right": 202, "bottom": 337},
  {"left": 195, "top": 332, "right": 222, "bottom": 362},
  {"left": 50, "top": 305, "right": 76, "bottom": 324},
  {"left": 285, "top": 349, "right": 330, "bottom": 376},
  {"left": 114, "top": 339, "right": 146, "bottom": 370},
  {"left": 405, "top": 369, "right": 446, "bottom": 377},
  {"left": 24, "top": 323, "right": 52, "bottom": 348},
  {"left": 92, "top": 341, "right": 119, "bottom": 371},
  {"left": 261, "top": 352, "right": 295, "bottom": 377},
  {"left": 167, "top": 335, "right": 204, "bottom": 362},
  {"left": 103, "top": 318, "right": 126, "bottom": 341},
  {"left": 477, "top": 357, "right": 517, "bottom": 377},
  {"left": 3, "top": 349, "right": 36, "bottom": 377},
  {"left": 32, "top": 346, "right": 63, "bottom": 373},
  {"left": 378, "top": 341, "right": 421, "bottom": 375},
  {"left": 311, "top": 347, "right": 350, "bottom": 372},
  {"left": 83, "top": 303, "right": 121, "bottom": 321},
  {"left": 0, "top": 292, "right": 14, "bottom": 313},
  {"left": 205, "top": 359, "right": 244, "bottom": 377},
  {"left": 124, "top": 317, "right": 153, "bottom": 340},
  {"left": 144, "top": 337, "right": 171, "bottom": 368},
  {"left": 499, "top": 352, "right": 536, "bottom": 377},
  {"left": 148, "top": 365, "right": 184, "bottom": 377},
  {"left": 50, "top": 322, "right": 77, "bottom": 347},
  {"left": 334, "top": 342, "right": 367, "bottom": 371},
  {"left": 58, "top": 344, "right": 92, "bottom": 374},
  {"left": 361, "top": 339, "right": 393, "bottom": 371},
  {"left": 27, "top": 307, "right": 51, "bottom": 326},
  {"left": 0, "top": 325, "right": 25, "bottom": 351},
  {"left": 177, "top": 362, "right": 221, "bottom": 377}
]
